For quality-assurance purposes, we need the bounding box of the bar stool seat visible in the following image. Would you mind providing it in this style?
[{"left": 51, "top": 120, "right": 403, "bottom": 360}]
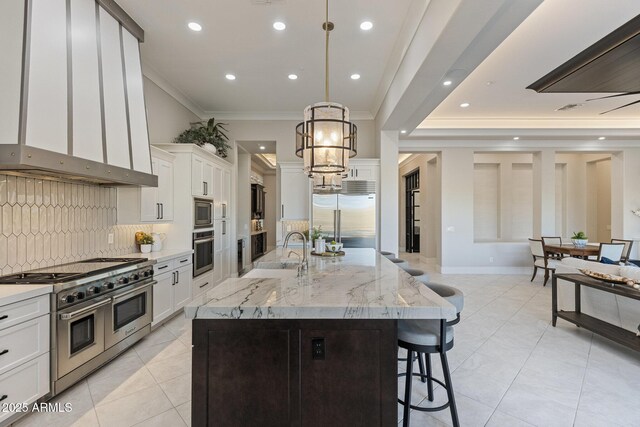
[
  {"left": 397, "top": 318, "right": 459, "bottom": 427},
  {"left": 425, "top": 283, "right": 464, "bottom": 316},
  {"left": 380, "top": 251, "right": 396, "bottom": 259},
  {"left": 388, "top": 258, "right": 409, "bottom": 269},
  {"left": 399, "top": 320, "right": 453, "bottom": 346},
  {"left": 400, "top": 267, "right": 430, "bottom": 284}
]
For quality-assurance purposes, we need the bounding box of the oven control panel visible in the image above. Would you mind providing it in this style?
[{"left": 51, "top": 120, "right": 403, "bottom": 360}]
[{"left": 58, "top": 267, "right": 154, "bottom": 309}]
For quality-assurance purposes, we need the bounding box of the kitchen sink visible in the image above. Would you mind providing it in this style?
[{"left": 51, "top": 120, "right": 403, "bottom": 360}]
[
  {"left": 254, "top": 260, "right": 301, "bottom": 270},
  {"left": 242, "top": 268, "right": 300, "bottom": 279}
]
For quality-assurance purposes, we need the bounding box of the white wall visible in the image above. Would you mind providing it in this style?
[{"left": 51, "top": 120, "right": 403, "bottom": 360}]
[
  {"left": 144, "top": 77, "right": 200, "bottom": 145},
  {"left": 237, "top": 153, "right": 252, "bottom": 268}
]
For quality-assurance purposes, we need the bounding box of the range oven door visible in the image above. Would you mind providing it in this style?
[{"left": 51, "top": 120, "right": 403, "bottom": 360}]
[
  {"left": 105, "top": 280, "right": 154, "bottom": 349},
  {"left": 57, "top": 297, "right": 110, "bottom": 378},
  {"left": 193, "top": 233, "right": 214, "bottom": 277}
]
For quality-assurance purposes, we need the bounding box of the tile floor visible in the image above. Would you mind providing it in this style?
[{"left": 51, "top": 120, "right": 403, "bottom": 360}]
[{"left": 13, "top": 252, "right": 640, "bottom": 426}]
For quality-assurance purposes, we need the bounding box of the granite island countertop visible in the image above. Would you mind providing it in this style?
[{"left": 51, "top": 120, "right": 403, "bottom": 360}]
[{"left": 185, "top": 248, "right": 455, "bottom": 320}]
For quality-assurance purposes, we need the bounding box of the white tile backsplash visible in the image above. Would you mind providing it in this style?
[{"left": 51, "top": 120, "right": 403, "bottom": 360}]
[{"left": 0, "top": 174, "right": 152, "bottom": 275}]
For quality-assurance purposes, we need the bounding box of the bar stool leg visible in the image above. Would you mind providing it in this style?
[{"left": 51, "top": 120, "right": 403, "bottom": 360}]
[
  {"left": 403, "top": 350, "right": 414, "bottom": 427},
  {"left": 440, "top": 351, "right": 459, "bottom": 427},
  {"left": 425, "top": 353, "right": 434, "bottom": 401},
  {"left": 417, "top": 352, "right": 427, "bottom": 383}
]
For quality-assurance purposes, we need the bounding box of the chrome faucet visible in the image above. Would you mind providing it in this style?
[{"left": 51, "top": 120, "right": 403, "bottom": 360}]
[{"left": 284, "top": 231, "right": 308, "bottom": 273}]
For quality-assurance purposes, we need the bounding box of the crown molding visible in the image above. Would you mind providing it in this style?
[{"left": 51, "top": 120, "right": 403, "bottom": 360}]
[
  {"left": 417, "top": 117, "right": 640, "bottom": 130},
  {"left": 204, "top": 110, "right": 374, "bottom": 121},
  {"left": 142, "top": 61, "right": 207, "bottom": 120},
  {"left": 406, "top": 126, "right": 640, "bottom": 140}
]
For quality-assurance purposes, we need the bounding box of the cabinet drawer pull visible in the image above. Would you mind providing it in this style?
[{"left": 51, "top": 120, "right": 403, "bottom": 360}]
[
  {"left": 0, "top": 315, "right": 7, "bottom": 321},
  {"left": 158, "top": 265, "right": 169, "bottom": 270},
  {"left": 199, "top": 282, "right": 209, "bottom": 288},
  {"left": 180, "top": 258, "right": 189, "bottom": 263},
  {"left": 0, "top": 349, "right": 8, "bottom": 356},
  {"left": 0, "top": 395, "right": 7, "bottom": 402}
]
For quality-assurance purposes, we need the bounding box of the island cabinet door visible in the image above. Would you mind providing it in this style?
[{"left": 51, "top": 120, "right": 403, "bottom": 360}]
[{"left": 191, "top": 319, "right": 397, "bottom": 427}]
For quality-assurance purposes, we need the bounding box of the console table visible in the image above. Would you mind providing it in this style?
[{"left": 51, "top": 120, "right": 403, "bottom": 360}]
[{"left": 552, "top": 273, "right": 640, "bottom": 352}]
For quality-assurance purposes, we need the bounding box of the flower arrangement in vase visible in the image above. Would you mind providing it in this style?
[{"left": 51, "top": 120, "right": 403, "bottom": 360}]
[
  {"left": 571, "top": 231, "right": 588, "bottom": 248},
  {"left": 135, "top": 231, "right": 155, "bottom": 254}
]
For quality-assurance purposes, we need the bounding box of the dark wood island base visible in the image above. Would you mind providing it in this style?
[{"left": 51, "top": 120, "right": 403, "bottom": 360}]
[{"left": 191, "top": 319, "right": 398, "bottom": 427}]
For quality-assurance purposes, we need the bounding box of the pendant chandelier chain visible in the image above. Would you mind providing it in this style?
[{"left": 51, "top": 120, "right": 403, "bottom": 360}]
[{"left": 324, "top": 0, "right": 330, "bottom": 102}]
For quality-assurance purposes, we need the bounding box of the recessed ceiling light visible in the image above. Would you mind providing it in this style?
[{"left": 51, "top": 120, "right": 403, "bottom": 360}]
[
  {"left": 288, "top": 74, "right": 298, "bottom": 80},
  {"left": 360, "top": 21, "right": 373, "bottom": 31},
  {"left": 598, "top": 136, "right": 606, "bottom": 140},
  {"left": 486, "top": 81, "right": 495, "bottom": 86},
  {"left": 400, "top": 130, "right": 407, "bottom": 134},
  {"left": 460, "top": 102, "right": 470, "bottom": 108},
  {"left": 273, "top": 21, "right": 286, "bottom": 31},
  {"left": 513, "top": 137, "right": 520, "bottom": 140},
  {"left": 350, "top": 74, "right": 361, "bottom": 80},
  {"left": 259, "top": 146, "right": 266, "bottom": 150},
  {"left": 225, "top": 74, "right": 236, "bottom": 81},
  {"left": 188, "top": 22, "right": 202, "bottom": 32},
  {"left": 443, "top": 80, "right": 452, "bottom": 86}
]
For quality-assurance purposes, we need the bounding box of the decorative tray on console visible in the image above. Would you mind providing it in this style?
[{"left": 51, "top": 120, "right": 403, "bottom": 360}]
[
  {"left": 579, "top": 269, "right": 640, "bottom": 289},
  {"left": 311, "top": 251, "right": 346, "bottom": 257}
]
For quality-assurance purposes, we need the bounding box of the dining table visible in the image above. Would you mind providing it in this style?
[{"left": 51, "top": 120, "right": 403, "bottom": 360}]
[{"left": 544, "top": 243, "right": 600, "bottom": 259}]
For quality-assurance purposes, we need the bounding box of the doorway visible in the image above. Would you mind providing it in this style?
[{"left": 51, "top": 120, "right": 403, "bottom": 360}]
[{"left": 405, "top": 170, "right": 420, "bottom": 253}]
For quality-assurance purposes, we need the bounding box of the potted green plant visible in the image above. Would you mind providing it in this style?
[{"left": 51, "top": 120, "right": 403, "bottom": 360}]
[
  {"left": 135, "top": 232, "right": 155, "bottom": 254},
  {"left": 173, "top": 117, "right": 231, "bottom": 158},
  {"left": 571, "top": 231, "right": 588, "bottom": 248}
]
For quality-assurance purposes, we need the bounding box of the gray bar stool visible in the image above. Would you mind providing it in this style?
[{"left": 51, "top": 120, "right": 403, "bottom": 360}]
[
  {"left": 388, "top": 258, "right": 409, "bottom": 269},
  {"left": 421, "top": 282, "right": 464, "bottom": 326},
  {"left": 398, "top": 319, "right": 459, "bottom": 427},
  {"left": 380, "top": 251, "right": 396, "bottom": 259},
  {"left": 400, "top": 267, "right": 430, "bottom": 285}
]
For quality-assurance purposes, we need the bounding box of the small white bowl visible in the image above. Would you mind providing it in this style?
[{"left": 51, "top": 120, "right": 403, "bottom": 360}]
[{"left": 326, "top": 242, "right": 343, "bottom": 252}]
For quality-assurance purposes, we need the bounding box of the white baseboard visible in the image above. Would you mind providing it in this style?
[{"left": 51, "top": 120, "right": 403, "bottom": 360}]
[{"left": 439, "top": 266, "right": 531, "bottom": 275}]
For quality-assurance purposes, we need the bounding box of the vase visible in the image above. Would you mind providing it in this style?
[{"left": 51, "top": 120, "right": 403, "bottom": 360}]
[
  {"left": 314, "top": 238, "right": 325, "bottom": 254},
  {"left": 203, "top": 144, "right": 217, "bottom": 154},
  {"left": 140, "top": 244, "right": 152, "bottom": 254},
  {"left": 572, "top": 238, "right": 588, "bottom": 248}
]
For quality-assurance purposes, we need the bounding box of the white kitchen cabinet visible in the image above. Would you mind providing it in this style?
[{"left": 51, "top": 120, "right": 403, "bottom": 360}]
[
  {"left": 279, "top": 163, "right": 310, "bottom": 220},
  {"left": 152, "top": 271, "right": 174, "bottom": 326},
  {"left": 192, "top": 271, "right": 215, "bottom": 298},
  {"left": 0, "top": 353, "right": 50, "bottom": 425},
  {"left": 343, "top": 160, "right": 379, "bottom": 182},
  {"left": 223, "top": 169, "right": 231, "bottom": 219},
  {"left": 117, "top": 147, "right": 175, "bottom": 224},
  {"left": 192, "top": 154, "right": 216, "bottom": 197},
  {"left": 173, "top": 265, "right": 192, "bottom": 311},
  {"left": 0, "top": 315, "right": 49, "bottom": 376},
  {"left": 152, "top": 254, "right": 193, "bottom": 325},
  {"left": 213, "top": 218, "right": 231, "bottom": 284}
]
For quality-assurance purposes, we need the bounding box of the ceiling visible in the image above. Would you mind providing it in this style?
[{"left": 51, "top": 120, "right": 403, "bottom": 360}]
[
  {"left": 419, "top": 0, "right": 640, "bottom": 129},
  {"left": 118, "top": 0, "right": 414, "bottom": 117}
]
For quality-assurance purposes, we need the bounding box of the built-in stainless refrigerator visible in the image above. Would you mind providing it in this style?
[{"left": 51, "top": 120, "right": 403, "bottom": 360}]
[{"left": 312, "top": 181, "right": 376, "bottom": 248}]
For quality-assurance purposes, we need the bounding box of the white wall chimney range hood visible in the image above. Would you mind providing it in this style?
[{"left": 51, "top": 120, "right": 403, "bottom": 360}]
[{"left": 0, "top": 0, "right": 157, "bottom": 187}]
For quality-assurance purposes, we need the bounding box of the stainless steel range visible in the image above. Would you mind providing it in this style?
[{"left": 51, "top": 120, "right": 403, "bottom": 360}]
[{"left": 0, "top": 257, "right": 156, "bottom": 397}]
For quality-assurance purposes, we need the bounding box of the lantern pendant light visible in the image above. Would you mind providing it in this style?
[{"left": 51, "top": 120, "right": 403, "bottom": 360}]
[{"left": 295, "top": 0, "right": 357, "bottom": 190}]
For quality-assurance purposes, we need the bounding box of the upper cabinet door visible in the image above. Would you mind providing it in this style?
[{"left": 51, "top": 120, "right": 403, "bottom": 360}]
[
  {"left": 121, "top": 30, "right": 151, "bottom": 174},
  {"left": 213, "top": 165, "right": 222, "bottom": 218},
  {"left": 99, "top": 7, "right": 130, "bottom": 169},
  {"left": 191, "top": 155, "right": 204, "bottom": 196},
  {"left": 203, "top": 162, "right": 214, "bottom": 197},
  {"left": 70, "top": 0, "right": 103, "bottom": 162},
  {"left": 222, "top": 169, "right": 231, "bottom": 218},
  {"left": 157, "top": 158, "right": 174, "bottom": 221},
  {"left": 25, "top": 0, "right": 68, "bottom": 154},
  {"left": 0, "top": 0, "right": 25, "bottom": 145}
]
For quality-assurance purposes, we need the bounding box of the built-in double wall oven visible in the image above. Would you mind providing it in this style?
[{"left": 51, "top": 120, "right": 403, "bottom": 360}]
[
  {"left": 193, "top": 230, "right": 214, "bottom": 277},
  {"left": 54, "top": 278, "right": 154, "bottom": 393}
]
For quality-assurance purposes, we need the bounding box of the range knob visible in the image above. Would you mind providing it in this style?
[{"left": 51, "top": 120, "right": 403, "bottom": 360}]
[
  {"left": 120, "top": 277, "right": 129, "bottom": 284},
  {"left": 88, "top": 286, "right": 100, "bottom": 294},
  {"left": 62, "top": 294, "right": 75, "bottom": 304},
  {"left": 75, "top": 291, "right": 85, "bottom": 300},
  {"left": 105, "top": 282, "right": 115, "bottom": 290},
  {"left": 143, "top": 270, "right": 150, "bottom": 277},
  {"left": 130, "top": 274, "right": 140, "bottom": 281}
]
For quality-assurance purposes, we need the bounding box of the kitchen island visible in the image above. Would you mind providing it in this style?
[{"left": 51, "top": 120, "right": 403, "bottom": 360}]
[{"left": 185, "top": 248, "right": 455, "bottom": 427}]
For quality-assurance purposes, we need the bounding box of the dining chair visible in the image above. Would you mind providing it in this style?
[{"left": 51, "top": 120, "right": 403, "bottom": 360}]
[
  {"left": 528, "top": 238, "right": 556, "bottom": 286},
  {"left": 598, "top": 243, "right": 626, "bottom": 263},
  {"left": 611, "top": 239, "right": 634, "bottom": 263},
  {"left": 541, "top": 236, "right": 565, "bottom": 259}
]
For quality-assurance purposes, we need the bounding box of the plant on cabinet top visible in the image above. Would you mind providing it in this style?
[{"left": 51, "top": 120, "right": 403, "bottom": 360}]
[{"left": 174, "top": 117, "right": 231, "bottom": 158}]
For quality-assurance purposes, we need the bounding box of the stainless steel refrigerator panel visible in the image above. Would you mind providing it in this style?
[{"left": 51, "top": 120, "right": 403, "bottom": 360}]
[
  {"left": 337, "top": 193, "right": 376, "bottom": 248},
  {"left": 312, "top": 193, "right": 338, "bottom": 241}
]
